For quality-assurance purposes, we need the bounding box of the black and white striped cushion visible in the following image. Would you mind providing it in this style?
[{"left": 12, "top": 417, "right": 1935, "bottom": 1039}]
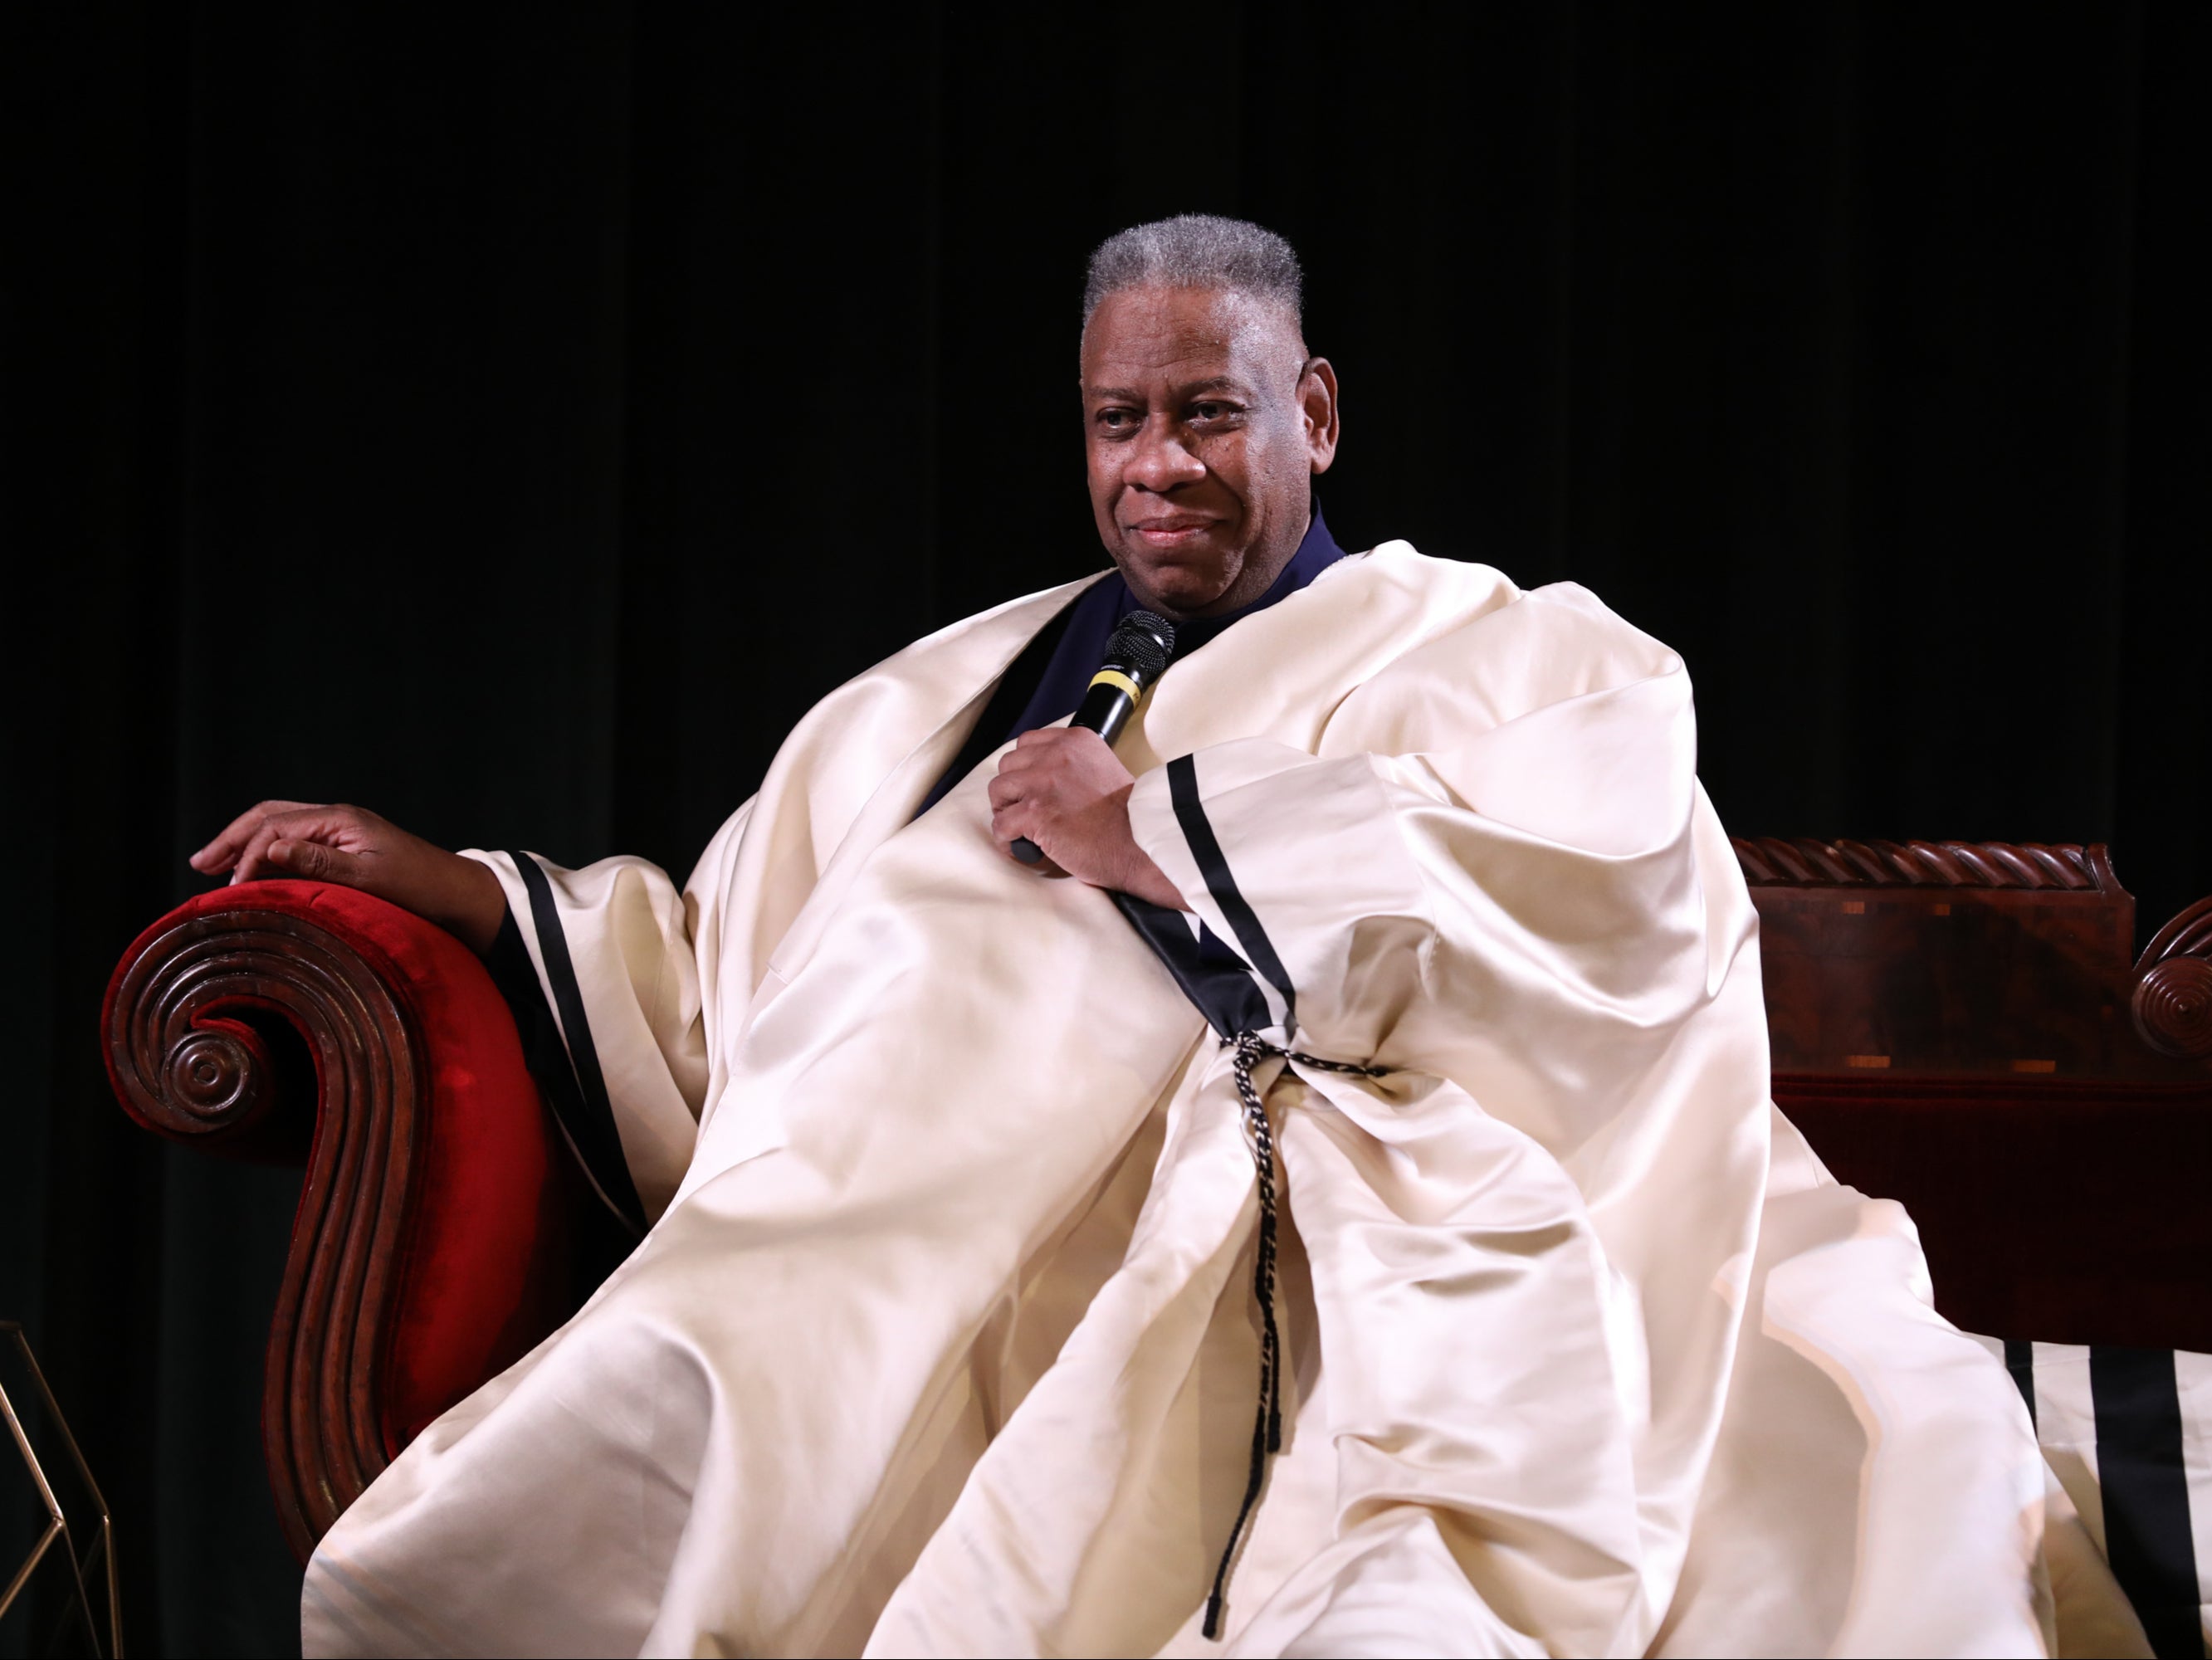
[{"left": 1971, "top": 1335, "right": 2212, "bottom": 1658}]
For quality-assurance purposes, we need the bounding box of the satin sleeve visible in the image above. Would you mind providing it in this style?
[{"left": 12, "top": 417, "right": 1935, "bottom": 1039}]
[
  {"left": 462, "top": 821, "right": 736, "bottom": 1225},
  {"left": 1125, "top": 652, "right": 1750, "bottom": 1160}
]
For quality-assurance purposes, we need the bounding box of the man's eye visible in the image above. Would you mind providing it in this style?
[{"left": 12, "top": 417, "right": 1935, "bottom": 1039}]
[
  {"left": 1096, "top": 408, "right": 1138, "bottom": 431},
  {"left": 1190, "top": 402, "right": 1233, "bottom": 422}
]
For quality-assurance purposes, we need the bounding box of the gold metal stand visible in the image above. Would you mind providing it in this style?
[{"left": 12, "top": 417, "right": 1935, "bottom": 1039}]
[{"left": 0, "top": 1322, "right": 121, "bottom": 1658}]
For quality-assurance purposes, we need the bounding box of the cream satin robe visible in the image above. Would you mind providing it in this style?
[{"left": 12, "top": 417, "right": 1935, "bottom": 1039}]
[{"left": 302, "top": 547, "right": 2063, "bottom": 1658}]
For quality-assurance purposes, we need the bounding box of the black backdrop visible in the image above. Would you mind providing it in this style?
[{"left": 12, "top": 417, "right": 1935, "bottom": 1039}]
[{"left": 3, "top": 5, "right": 2206, "bottom": 1654}]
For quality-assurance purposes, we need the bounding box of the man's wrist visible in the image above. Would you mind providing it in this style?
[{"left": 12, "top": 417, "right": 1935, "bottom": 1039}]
[
  {"left": 432, "top": 853, "right": 508, "bottom": 957},
  {"left": 1115, "top": 844, "right": 1189, "bottom": 912}
]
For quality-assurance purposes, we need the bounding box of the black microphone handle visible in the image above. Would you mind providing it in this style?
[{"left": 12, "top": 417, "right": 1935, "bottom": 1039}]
[{"left": 1011, "top": 679, "right": 1140, "bottom": 864}]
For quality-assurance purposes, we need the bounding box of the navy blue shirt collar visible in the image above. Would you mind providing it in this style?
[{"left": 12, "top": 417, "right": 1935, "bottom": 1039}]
[
  {"left": 1003, "top": 500, "right": 1350, "bottom": 741},
  {"left": 1109, "top": 499, "right": 1348, "bottom": 657},
  {"left": 915, "top": 502, "right": 1352, "bottom": 820}
]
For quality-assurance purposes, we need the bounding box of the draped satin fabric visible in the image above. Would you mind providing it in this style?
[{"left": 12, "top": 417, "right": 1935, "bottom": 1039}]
[{"left": 300, "top": 547, "right": 2053, "bottom": 1658}]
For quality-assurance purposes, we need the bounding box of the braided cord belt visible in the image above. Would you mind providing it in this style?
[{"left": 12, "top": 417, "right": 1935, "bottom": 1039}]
[{"left": 1204, "top": 1031, "right": 1391, "bottom": 1641}]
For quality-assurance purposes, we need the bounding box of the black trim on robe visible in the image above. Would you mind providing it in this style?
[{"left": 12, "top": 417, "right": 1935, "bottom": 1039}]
[
  {"left": 2003, "top": 1339, "right": 2037, "bottom": 1426},
  {"left": 1110, "top": 895, "right": 1272, "bottom": 1041},
  {"left": 1166, "top": 754, "right": 1299, "bottom": 1034},
  {"left": 484, "top": 861, "right": 649, "bottom": 1237},
  {"left": 2087, "top": 1346, "right": 2201, "bottom": 1659}
]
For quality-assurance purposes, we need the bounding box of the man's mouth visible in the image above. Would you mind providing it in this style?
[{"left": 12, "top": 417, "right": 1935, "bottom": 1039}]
[{"left": 1126, "top": 516, "right": 1220, "bottom": 549}]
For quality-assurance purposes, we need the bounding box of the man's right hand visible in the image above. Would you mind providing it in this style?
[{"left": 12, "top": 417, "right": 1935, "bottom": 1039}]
[{"left": 189, "top": 801, "right": 508, "bottom": 956}]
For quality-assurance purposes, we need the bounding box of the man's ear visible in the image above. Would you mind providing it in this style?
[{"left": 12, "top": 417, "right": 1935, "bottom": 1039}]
[{"left": 1301, "top": 357, "right": 1340, "bottom": 474}]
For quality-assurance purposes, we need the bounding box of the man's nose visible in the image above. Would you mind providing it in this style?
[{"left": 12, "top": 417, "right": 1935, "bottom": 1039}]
[{"left": 1124, "top": 417, "right": 1207, "bottom": 492}]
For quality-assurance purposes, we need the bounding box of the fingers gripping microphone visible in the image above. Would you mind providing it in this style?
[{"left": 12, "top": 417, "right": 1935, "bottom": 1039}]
[{"left": 1012, "top": 610, "right": 1178, "bottom": 865}]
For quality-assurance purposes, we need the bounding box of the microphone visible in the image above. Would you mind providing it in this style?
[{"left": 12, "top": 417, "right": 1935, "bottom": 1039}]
[{"left": 1011, "top": 610, "right": 1178, "bottom": 865}]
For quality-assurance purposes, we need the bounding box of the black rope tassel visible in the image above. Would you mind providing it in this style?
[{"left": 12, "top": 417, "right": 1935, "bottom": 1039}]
[{"left": 1202, "top": 1031, "right": 1389, "bottom": 1643}]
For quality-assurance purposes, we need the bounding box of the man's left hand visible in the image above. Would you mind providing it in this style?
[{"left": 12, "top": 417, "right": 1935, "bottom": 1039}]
[{"left": 989, "top": 728, "right": 1188, "bottom": 911}]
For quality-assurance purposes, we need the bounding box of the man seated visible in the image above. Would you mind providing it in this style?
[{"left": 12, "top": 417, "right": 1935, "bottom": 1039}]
[{"left": 196, "top": 217, "right": 2057, "bottom": 1658}]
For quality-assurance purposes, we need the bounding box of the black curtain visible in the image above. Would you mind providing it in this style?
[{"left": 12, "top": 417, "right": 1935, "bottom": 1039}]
[{"left": 3, "top": 5, "right": 2205, "bottom": 1653}]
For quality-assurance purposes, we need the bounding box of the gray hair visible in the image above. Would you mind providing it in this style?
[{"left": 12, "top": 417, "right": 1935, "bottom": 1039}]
[{"left": 1082, "top": 214, "right": 1304, "bottom": 330}]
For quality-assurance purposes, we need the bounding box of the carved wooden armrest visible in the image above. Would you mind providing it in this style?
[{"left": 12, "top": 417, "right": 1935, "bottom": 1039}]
[
  {"left": 1735, "top": 837, "right": 2212, "bottom": 1349},
  {"left": 2135, "top": 895, "right": 2212, "bottom": 1061},
  {"left": 1733, "top": 836, "right": 2212, "bottom": 1066},
  {"left": 101, "top": 881, "right": 612, "bottom": 1560}
]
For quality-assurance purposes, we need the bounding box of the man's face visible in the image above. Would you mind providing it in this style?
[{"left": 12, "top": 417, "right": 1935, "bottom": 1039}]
[{"left": 1080, "top": 286, "right": 1338, "bottom": 619}]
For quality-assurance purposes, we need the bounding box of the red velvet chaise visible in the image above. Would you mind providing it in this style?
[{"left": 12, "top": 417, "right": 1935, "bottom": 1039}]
[{"left": 102, "top": 838, "right": 2212, "bottom": 1561}]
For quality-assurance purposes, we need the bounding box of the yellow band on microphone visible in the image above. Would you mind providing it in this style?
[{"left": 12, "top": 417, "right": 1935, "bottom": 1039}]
[{"left": 1088, "top": 668, "right": 1142, "bottom": 701}]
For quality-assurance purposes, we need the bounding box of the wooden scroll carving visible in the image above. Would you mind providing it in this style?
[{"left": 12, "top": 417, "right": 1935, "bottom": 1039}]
[
  {"left": 2134, "top": 896, "right": 2212, "bottom": 1060},
  {"left": 105, "top": 907, "right": 419, "bottom": 1562}
]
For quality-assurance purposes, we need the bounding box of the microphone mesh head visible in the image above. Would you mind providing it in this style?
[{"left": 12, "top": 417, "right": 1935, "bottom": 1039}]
[{"left": 1110, "top": 611, "right": 1177, "bottom": 683}]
